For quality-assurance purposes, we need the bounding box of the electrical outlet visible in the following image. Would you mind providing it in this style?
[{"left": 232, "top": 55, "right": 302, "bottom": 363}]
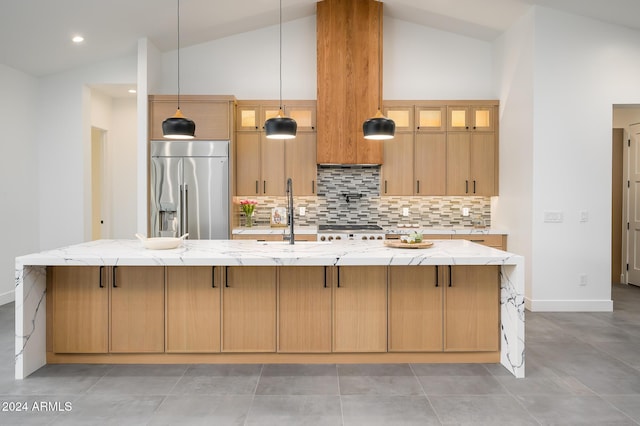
[
  {"left": 462, "top": 208, "right": 470, "bottom": 217},
  {"left": 579, "top": 210, "right": 588, "bottom": 223},
  {"left": 402, "top": 207, "right": 409, "bottom": 217},
  {"left": 299, "top": 207, "right": 306, "bottom": 216},
  {"left": 579, "top": 274, "right": 587, "bottom": 286}
]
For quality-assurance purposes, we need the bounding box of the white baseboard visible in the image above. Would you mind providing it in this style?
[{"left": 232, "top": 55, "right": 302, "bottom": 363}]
[
  {"left": 0, "top": 290, "right": 15, "bottom": 306},
  {"left": 525, "top": 297, "right": 613, "bottom": 312}
]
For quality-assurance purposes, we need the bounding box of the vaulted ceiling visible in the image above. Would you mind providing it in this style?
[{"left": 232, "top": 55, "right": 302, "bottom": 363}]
[{"left": 3, "top": 0, "right": 640, "bottom": 77}]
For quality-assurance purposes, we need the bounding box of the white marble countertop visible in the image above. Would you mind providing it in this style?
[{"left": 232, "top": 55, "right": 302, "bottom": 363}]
[{"left": 16, "top": 238, "right": 519, "bottom": 267}]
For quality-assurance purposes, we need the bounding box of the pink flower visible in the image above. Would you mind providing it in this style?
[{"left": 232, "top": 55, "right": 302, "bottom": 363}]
[{"left": 239, "top": 199, "right": 257, "bottom": 216}]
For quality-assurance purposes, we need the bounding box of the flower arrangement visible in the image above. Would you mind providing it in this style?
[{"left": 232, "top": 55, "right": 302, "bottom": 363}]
[{"left": 239, "top": 199, "right": 258, "bottom": 227}]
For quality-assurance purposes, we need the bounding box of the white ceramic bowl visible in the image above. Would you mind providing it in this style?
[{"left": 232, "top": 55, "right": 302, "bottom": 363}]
[{"left": 135, "top": 233, "right": 188, "bottom": 250}]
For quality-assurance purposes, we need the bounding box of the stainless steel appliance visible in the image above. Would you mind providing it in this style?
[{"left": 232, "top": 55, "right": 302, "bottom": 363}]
[
  {"left": 150, "top": 140, "right": 229, "bottom": 239},
  {"left": 317, "top": 224, "right": 385, "bottom": 242}
]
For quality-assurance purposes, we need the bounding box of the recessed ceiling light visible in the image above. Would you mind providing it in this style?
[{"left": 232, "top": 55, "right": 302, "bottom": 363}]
[
  {"left": 128, "top": 89, "right": 137, "bottom": 94},
  {"left": 72, "top": 35, "right": 84, "bottom": 43}
]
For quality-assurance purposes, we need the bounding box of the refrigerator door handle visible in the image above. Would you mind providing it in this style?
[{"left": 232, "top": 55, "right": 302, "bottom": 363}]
[
  {"left": 183, "top": 184, "right": 189, "bottom": 238},
  {"left": 179, "top": 184, "right": 184, "bottom": 236}
]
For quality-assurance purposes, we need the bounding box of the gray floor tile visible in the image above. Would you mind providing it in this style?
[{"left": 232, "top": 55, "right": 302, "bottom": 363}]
[
  {"left": 410, "top": 363, "right": 491, "bottom": 376},
  {"left": 171, "top": 375, "right": 259, "bottom": 395},
  {"left": 256, "top": 375, "right": 339, "bottom": 395},
  {"left": 147, "top": 395, "right": 253, "bottom": 426},
  {"left": 29, "top": 364, "right": 112, "bottom": 378},
  {"left": 605, "top": 395, "right": 640, "bottom": 423},
  {"left": 516, "top": 394, "right": 637, "bottom": 425},
  {"left": 4, "top": 375, "right": 101, "bottom": 396},
  {"left": 48, "top": 393, "right": 163, "bottom": 425},
  {"left": 88, "top": 376, "right": 181, "bottom": 395},
  {"left": 261, "top": 363, "right": 337, "bottom": 376},
  {"left": 418, "top": 375, "right": 508, "bottom": 395},
  {"left": 104, "top": 364, "right": 188, "bottom": 377},
  {"left": 496, "top": 375, "right": 579, "bottom": 395},
  {"left": 341, "top": 394, "right": 440, "bottom": 425},
  {"left": 338, "top": 363, "right": 414, "bottom": 376},
  {"left": 246, "top": 395, "right": 342, "bottom": 426},
  {"left": 184, "top": 363, "right": 263, "bottom": 376},
  {"left": 339, "top": 375, "right": 424, "bottom": 396},
  {"left": 429, "top": 394, "right": 539, "bottom": 425}
]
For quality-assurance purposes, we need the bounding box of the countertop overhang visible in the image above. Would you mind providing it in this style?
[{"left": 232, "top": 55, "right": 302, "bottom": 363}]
[{"left": 17, "top": 238, "right": 521, "bottom": 267}]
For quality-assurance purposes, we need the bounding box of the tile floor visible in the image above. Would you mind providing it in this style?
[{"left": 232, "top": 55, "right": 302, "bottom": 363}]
[{"left": 1, "top": 283, "right": 640, "bottom": 425}]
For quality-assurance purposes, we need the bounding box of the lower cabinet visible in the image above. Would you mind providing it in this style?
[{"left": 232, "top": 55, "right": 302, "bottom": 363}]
[
  {"left": 50, "top": 266, "right": 109, "bottom": 354},
  {"left": 222, "top": 266, "right": 277, "bottom": 352},
  {"left": 166, "top": 266, "right": 220, "bottom": 353},
  {"left": 278, "top": 266, "right": 331, "bottom": 353},
  {"left": 388, "top": 266, "right": 443, "bottom": 352},
  {"left": 110, "top": 266, "right": 165, "bottom": 353},
  {"left": 333, "top": 266, "right": 387, "bottom": 352},
  {"left": 445, "top": 265, "right": 500, "bottom": 352}
]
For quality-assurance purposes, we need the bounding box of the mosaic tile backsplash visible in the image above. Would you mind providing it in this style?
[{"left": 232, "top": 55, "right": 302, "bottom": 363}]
[{"left": 234, "top": 166, "right": 491, "bottom": 228}]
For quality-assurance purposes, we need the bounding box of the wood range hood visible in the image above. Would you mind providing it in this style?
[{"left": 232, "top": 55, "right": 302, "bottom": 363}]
[{"left": 316, "top": 0, "right": 384, "bottom": 165}]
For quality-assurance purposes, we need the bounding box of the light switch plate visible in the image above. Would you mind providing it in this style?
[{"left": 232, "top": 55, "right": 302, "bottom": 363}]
[
  {"left": 462, "top": 208, "right": 470, "bottom": 217},
  {"left": 299, "top": 207, "right": 306, "bottom": 216},
  {"left": 402, "top": 207, "right": 409, "bottom": 217},
  {"left": 544, "top": 211, "right": 564, "bottom": 223}
]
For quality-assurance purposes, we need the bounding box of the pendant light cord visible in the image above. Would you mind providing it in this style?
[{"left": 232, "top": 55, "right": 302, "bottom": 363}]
[
  {"left": 177, "top": 0, "right": 181, "bottom": 110},
  {"left": 279, "top": 0, "right": 283, "bottom": 110},
  {"left": 377, "top": 0, "right": 382, "bottom": 111}
]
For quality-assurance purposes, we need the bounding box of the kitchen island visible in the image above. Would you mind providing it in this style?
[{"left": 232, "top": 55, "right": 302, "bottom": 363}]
[{"left": 15, "top": 239, "right": 525, "bottom": 379}]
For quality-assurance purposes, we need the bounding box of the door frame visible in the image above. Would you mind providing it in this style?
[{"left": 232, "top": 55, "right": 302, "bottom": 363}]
[{"left": 623, "top": 123, "right": 640, "bottom": 285}]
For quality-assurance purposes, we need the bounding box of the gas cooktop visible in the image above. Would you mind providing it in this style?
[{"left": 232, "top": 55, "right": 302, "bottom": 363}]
[{"left": 318, "top": 224, "right": 383, "bottom": 232}]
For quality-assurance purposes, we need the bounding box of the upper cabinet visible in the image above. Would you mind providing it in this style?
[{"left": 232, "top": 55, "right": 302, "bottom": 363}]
[
  {"left": 382, "top": 101, "right": 498, "bottom": 197},
  {"left": 317, "top": 0, "right": 384, "bottom": 165},
  {"left": 447, "top": 105, "right": 496, "bottom": 132},
  {"left": 149, "top": 95, "right": 235, "bottom": 140},
  {"left": 235, "top": 100, "right": 317, "bottom": 196}
]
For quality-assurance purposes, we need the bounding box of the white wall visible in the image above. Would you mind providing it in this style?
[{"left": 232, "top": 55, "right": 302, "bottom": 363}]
[
  {"left": 384, "top": 18, "right": 494, "bottom": 100},
  {"left": 0, "top": 64, "right": 38, "bottom": 304},
  {"left": 528, "top": 7, "right": 640, "bottom": 311},
  {"left": 491, "top": 10, "right": 535, "bottom": 303},
  {"left": 37, "top": 55, "right": 137, "bottom": 250}
]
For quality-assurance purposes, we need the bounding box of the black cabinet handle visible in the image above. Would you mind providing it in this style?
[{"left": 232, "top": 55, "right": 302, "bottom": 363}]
[
  {"left": 435, "top": 265, "right": 439, "bottom": 287},
  {"left": 473, "top": 126, "right": 477, "bottom": 130},
  {"left": 312, "top": 180, "right": 315, "bottom": 194},
  {"left": 255, "top": 180, "right": 259, "bottom": 194},
  {"left": 448, "top": 265, "right": 452, "bottom": 287},
  {"left": 225, "top": 266, "right": 229, "bottom": 287},
  {"left": 337, "top": 267, "right": 341, "bottom": 288},
  {"left": 263, "top": 181, "right": 266, "bottom": 194},
  {"left": 99, "top": 266, "right": 104, "bottom": 288},
  {"left": 112, "top": 266, "right": 118, "bottom": 288},
  {"left": 212, "top": 266, "right": 216, "bottom": 288},
  {"left": 473, "top": 180, "right": 476, "bottom": 194},
  {"left": 324, "top": 267, "right": 327, "bottom": 288},
  {"left": 465, "top": 180, "right": 469, "bottom": 194},
  {"left": 384, "top": 180, "right": 388, "bottom": 194},
  {"left": 416, "top": 180, "right": 420, "bottom": 194}
]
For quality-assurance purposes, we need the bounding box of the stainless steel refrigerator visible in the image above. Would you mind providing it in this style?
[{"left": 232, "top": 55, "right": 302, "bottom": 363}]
[{"left": 150, "top": 140, "right": 229, "bottom": 239}]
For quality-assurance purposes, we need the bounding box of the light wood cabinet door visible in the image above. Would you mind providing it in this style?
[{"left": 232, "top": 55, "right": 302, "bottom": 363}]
[
  {"left": 415, "top": 132, "right": 446, "bottom": 195},
  {"left": 236, "top": 105, "right": 261, "bottom": 131},
  {"left": 381, "top": 133, "right": 414, "bottom": 195},
  {"left": 470, "top": 106, "right": 496, "bottom": 132},
  {"left": 470, "top": 132, "right": 496, "bottom": 196},
  {"left": 110, "top": 266, "right": 165, "bottom": 353},
  {"left": 444, "top": 266, "right": 500, "bottom": 352},
  {"left": 222, "top": 266, "right": 276, "bottom": 352},
  {"left": 383, "top": 106, "right": 414, "bottom": 132},
  {"left": 446, "top": 132, "right": 471, "bottom": 195},
  {"left": 235, "top": 132, "right": 261, "bottom": 196},
  {"left": 333, "top": 266, "right": 387, "bottom": 352},
  {"left": 285, "top": 104, "right": 316, "bottom": 132},
  {"left": 278, "top": 267, "right": 331, "bottom": 353},
  {"left": 388, "top": 266, "right": 443, "bottom": 352},
  {"left": 166, "top": 266, "right": 220, "bottom": 353},
  {"left": 50, "top": 266, "right": 109, "bottom": 354},
  {"left": 149, "top": 98, "right": 231, "bottom": 140},
  {"left": 285, "top": 133, "right": 317, "bottom": 196},
  {"left": 416, "top": 106, "right": 446, "bottom": 132},
  {"left": 261, "top": 134, "right": 286, "bottom": 196}
]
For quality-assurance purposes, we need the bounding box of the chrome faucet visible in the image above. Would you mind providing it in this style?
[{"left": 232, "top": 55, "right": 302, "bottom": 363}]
[{"left": 285, "top": 178, "right": 295, "bottom": 244}]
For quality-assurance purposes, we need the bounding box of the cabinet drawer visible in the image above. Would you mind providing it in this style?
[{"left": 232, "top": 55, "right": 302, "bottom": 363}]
[{"left": 452, "top": 234, "right": 505, "bottom": 249}]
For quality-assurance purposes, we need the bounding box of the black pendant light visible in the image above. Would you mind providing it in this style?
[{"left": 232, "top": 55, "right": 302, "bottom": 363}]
[
  {"left": 265, "top": 0, "right": 297, "bottom": 139},
  {"left": 162, "top": 0, "right": 195, "bottom": 139},
  {"left": 363, "top": 0, "right": 394, "bottom": 140}
]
